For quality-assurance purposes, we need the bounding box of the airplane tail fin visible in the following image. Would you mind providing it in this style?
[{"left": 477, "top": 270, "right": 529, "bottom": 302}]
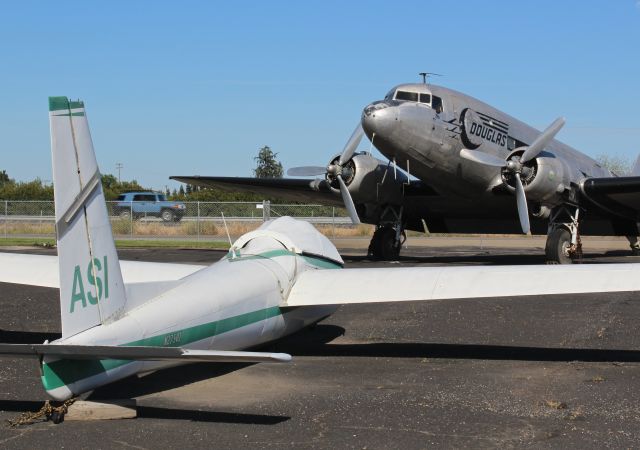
[
  {"left": 631, "top": 155, "right": 640, "bottom": 176},
  {"left": 49, "top": 97, "right": 127, "bottom": 338}
]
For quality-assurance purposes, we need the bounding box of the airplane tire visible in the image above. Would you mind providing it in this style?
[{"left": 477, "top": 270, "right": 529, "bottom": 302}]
[
  {"left": 545, "top": 228, "right": 573, "bottom": 264},
  {"left": 370, "top": 227, "right": 400, "bottom": 261}
]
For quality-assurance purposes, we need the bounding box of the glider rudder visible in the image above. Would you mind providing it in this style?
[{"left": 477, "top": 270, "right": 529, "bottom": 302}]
[{"left": 49, "top": 97, "right": 127, "bottom": 338}]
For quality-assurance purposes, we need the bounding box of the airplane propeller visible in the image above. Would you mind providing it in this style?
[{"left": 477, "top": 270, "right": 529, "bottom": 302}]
[
  {"left": 460, "top": 117, "right": 565, "bottom": 234},
  {"left": 287, "top": 124, "right": 364, "bottom": 224}
]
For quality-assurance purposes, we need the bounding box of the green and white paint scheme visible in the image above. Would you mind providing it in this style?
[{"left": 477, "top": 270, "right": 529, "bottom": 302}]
[{"left": 1, "top": 97, "right": 640, "bottom": 402}]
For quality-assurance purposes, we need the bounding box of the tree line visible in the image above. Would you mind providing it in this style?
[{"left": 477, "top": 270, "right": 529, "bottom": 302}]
[{"left": 1, "top": 145, "right": 284, "bottom": 202}]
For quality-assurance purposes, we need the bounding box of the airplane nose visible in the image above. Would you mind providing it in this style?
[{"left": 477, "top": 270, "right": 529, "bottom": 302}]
[{"left": 361, "top": 102, "right": 395, "bottom": 138}]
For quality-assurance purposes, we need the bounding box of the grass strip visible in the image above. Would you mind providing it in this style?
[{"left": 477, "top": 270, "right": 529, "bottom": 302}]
[{"left": 0, "top": 237, "right": 229, "bottom": 249}]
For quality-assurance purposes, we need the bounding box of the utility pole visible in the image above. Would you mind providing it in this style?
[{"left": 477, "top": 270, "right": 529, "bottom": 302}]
[{"left": 116, "top": 163, "right": 124, "bottom": 183}]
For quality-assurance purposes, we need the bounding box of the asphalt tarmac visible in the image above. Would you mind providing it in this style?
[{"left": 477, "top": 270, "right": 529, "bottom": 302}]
[{"left": 2, "top": 241, "right": 640, "bottom": 448}]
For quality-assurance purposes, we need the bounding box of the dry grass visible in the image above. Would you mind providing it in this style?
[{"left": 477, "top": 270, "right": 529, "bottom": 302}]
[
  {"left": 2, "top": 218, "right": 374, "bottom": 239},
  {"left": 315, "top": 224, "right": 375, "bottom": 237},
  {"left": 1, "top": 221, "right": 55, "bottom": 235}
]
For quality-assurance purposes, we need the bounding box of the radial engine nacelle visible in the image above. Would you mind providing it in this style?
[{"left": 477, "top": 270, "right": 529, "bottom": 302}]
[
  {"left": 327, "top": 153, "right": 407, "bottom": 206},
  {"left": 501, "top": 152, "right": 571, "bottom": 207}
]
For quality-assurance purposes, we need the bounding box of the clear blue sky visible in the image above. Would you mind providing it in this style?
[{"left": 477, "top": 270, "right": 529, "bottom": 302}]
[{"left": 1, "top": 0, "right": 639, "bottom": 190}]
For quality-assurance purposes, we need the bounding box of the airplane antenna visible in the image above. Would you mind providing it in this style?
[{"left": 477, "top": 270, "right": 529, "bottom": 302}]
[
  {"left": 221, "top": 211, "right": 233, "bottom": 249},
  {"left": 418, "top": 72, "right": 442, "bottom": 84}
]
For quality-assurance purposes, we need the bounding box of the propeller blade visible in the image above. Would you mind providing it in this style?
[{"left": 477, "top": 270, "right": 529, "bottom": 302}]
[
  {"left": 459, "top": 149, "right": 507, "bottom": 168},
  {"left": 521, "top": 117, "right": 565, "bottom": 163},
  {"left": 338, "top": 124, "right": 364, "bottom": 166},
  {"left": 287, "top": 166, "right": 326, "bottom": 177},
  {"left": 514, "top": 173, "right": 530, "bottom": 234},
  {"left": 337, "top": 175, "right": 361, "bottom": 225}
]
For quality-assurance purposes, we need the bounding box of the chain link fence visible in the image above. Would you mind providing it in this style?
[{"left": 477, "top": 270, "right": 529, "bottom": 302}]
[{"left": 0, "top": 200, "right": 356, "bottom": 240}]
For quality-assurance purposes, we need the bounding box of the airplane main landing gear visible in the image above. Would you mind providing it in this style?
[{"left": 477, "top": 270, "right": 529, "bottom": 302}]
[
  {"left": 369, "top": 226, "right": 405, "bottom": 260},
  {"left": 368, "top": 206, "right": 405, "bottom": 261},
  {"left": 545, "top": 206, "right": 582, "bottom": 264}
]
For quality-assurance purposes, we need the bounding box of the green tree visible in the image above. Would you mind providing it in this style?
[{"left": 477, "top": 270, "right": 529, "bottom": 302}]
[
  {"left": 253, "top": 145, "right": 283, "bottom": 178},
  {"left": 0, "top": 170, "right": 10, "bottom": 188},
  {"left": 100, "top": 173, "right": 148, "bottom": 200},
  {"left": 0, "top": 178, "right": 53, "bottom": 200}
]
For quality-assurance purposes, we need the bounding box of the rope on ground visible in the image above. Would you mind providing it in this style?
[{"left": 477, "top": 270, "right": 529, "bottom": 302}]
[{"left": 7, "top": 398, "right": 76, "bottom": 427}]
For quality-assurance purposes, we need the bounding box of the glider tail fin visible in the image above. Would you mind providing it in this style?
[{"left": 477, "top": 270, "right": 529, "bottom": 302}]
[{"left": 49, "top": 97, "right": 127, "bottom": 338}]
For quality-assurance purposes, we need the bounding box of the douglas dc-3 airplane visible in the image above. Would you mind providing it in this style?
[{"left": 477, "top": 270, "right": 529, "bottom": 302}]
[
  {"left": 1, "top": 97, "right": 640, "bottom": 409},
  {"left": 173, "top": 76, "right": 640, "bottom": 264}
]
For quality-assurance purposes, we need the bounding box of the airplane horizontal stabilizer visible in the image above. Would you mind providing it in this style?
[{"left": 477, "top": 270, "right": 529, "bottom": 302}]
[
  {"left": 0, "top": 343, "right": 291, "bottom": 363},
  {"left": 0, "top": 253, "right": 206, "bottom": 288},
  {"left": 283, "top": 263, "right": 640, "bottom": 307}
]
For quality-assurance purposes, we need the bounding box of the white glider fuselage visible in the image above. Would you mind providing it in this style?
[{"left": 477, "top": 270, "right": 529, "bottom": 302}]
[{"left": 44, "top": 230, "right": 340, "bottom": 400}]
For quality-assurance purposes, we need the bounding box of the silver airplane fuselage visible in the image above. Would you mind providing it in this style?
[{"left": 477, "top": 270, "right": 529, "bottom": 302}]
[
  {"left": 362, "top": 83, "right": 611, "bottom": 200},
  {"left": 358, "top": 83, "right": 624, "bottom": 236}
]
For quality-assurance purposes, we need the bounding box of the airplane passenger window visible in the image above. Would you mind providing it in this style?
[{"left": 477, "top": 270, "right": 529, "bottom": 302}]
[
  {"left": 432, "top": 96, "right": 443, "bottom": 114},
  {"left": 395, "top": 91, "right": 419, "bottom": 102},
  {"left": 419, "top": 93, "right": 431, "bottom": 104}
]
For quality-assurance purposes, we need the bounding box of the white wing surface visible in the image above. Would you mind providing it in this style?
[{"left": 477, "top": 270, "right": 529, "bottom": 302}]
[
  {"left": 284, "top": 264, "right": 640, "bottom": 307},
  {"left": 0, "top": 253, "right": 205, "bottom": 288},
  {"left": 0, "top": 343, "right": 290, "bottom": 363}
]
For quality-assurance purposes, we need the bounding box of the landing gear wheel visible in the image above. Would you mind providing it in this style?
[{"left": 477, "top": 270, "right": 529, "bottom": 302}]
[
  {"left": 369, "top": 226, "right": 401, "bottom": 261},
  {"left": 161, "top": 209, "right": 175, "bottom": 222},
  {"left": 545, "top": 228, "right": 573, "bottom": 264}
]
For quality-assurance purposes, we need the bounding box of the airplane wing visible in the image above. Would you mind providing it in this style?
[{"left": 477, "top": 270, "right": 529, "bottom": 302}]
[
  {"left": 0, "top": 343, "right": 291, "bottom": 363},
  {"left": 170, "top": 176, "right": 344, "bottom": 205},
  {"left": 581, "top": 176, "right": 640, "bottom": 220},
  {"left": 283, "top": 263, "right": 639, "bottom": 307},
  {"left": 0, "top": 253, "right": 206, "bottom": 288}
]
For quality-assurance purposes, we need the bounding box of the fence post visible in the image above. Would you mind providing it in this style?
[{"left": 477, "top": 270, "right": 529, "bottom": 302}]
[
  {"left": 130, "top": 201, "right": 133, "bottom": 238},
  {"left": 263, "top": 200, "right": 270, "bottom": 222},
  {"left": 332, "top": 207, "right": 335, "bottom": 239},
  {"left": 197, "top": 201, "right": 200, "bottom": 241},
  {"left": 4, "top": 200, "right": 7, "bottom": 239}
]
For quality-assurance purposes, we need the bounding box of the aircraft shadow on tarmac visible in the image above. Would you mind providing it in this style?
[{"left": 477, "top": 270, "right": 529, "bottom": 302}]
[
  {"left": 271, "top": 325, "right": 640, "bottom": 363},
  {"left": 0, "top": 399, "right": 289, "bottom": 425},
  {"left": 4, "top": 324, "right": 640, "bottom": 420},
  {"left": 135, "top": 406, "right": 288, "bottom": 425},
  {"left": 0, "top": 329, "right": 60, "bottom": 343}
]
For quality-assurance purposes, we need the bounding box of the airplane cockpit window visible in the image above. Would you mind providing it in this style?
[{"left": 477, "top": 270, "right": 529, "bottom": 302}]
[
  {"left": 395, "top": 91, "right": 419, "bottom": 102},
  {"left": 419, "top": 93, "right": 431, "bottom": 104},
  {"left": 384, "top": 88, "right": 396, "bottom": 101},
  {"left": 432, "top": 96, "right": 443, "bottom": 114}
]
